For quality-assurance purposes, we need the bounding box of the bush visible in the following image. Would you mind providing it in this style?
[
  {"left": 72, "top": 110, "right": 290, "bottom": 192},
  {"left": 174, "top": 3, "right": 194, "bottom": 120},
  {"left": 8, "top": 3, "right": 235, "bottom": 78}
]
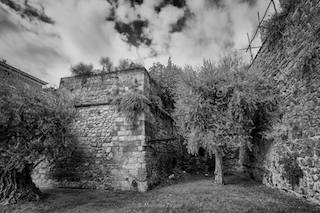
[{"left": 71, "top": 62, "right": 95, "bottom": 76}]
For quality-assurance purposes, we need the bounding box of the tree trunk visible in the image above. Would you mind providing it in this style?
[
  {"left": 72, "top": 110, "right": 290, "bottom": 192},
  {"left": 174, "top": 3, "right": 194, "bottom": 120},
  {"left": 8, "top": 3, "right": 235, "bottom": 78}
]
[
  {"left": 0, "top": 166, "right": 41, "bottom": 205},
  {"left": 214, "top": 147, "right": 224, "bottom": 184}
]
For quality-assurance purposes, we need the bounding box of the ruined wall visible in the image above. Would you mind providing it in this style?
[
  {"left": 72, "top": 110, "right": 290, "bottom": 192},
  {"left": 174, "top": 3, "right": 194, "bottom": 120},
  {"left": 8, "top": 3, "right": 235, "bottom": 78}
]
[
  {"left": 244, "top": 0, "right": 320, "bottom": 203},
  {"left": 33, "top": 68, "right": 177, "bottom": 191}
]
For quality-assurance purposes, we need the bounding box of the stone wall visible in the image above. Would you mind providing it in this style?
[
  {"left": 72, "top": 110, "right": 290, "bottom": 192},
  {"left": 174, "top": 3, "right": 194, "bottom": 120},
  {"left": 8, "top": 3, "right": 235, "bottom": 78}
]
[
  {"left": 144, "top": 102, "right": 183, "bottom": 188},
  {"left": 0, "top": 61, "right": 47, "bottom": 90},
  {"left": 33, "top": 68, "right": 178, "bottom": 191},
  {"left": 242, "top": 0, "right": 320, "bottom": 204}
]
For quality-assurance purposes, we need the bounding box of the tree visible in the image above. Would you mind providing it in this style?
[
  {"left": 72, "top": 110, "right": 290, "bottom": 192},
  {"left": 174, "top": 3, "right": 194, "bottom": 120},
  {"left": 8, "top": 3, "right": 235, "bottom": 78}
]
[
  {"left": 174, "top": 54, "right": 279, "bottom": 184},
  {"left": 0, "top": 85, "right": 76, "bottom": 204},
  {"left": 70, "top": 62, "right": 94, "bottom": 76},
  {"left": 149, "top": 57, "right": 182, "bottom": 112},
  {"left": 99, "top": 57, "right": 113, "bottom": 72},
  {"left": 116, "top": 58, "right": 143, "bottom": 70}
]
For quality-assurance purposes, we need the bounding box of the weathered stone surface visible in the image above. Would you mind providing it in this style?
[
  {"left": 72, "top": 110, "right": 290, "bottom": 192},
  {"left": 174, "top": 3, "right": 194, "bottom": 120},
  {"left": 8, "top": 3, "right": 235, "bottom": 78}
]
[
  {"left": 242, "top": 1, "right": 320, "bottom": 204},
  {"left": 32, "top": 68, "right": 180, "bottom": 192}
]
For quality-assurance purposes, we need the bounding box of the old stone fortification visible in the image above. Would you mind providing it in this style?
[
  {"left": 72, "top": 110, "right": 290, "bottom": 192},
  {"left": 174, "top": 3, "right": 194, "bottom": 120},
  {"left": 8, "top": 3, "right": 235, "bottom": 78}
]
[
  {"left": 0, "top": 61, "right": 47, "bottom": 89},
  {"left": 242, "top": 0, "right": 320, "bottom": 203},
  {"left": 34, "top": 68, "right": 181, "bottom": 191}
]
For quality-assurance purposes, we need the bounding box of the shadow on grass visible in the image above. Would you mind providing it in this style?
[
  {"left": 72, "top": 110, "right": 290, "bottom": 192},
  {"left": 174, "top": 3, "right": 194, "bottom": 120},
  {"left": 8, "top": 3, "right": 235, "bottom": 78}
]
[{"left": 2, "top": 175, "right": 320, "bottom": 213}]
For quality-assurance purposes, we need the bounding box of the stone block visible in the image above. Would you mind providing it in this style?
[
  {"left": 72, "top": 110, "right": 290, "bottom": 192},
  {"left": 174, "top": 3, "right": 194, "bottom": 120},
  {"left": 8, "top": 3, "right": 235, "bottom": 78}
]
[
  {"left": 106, "top": 152, "right": 113, "bottom": 160},
  {"left": 105, "top": 146, "right": 112, "bottom": 153}
]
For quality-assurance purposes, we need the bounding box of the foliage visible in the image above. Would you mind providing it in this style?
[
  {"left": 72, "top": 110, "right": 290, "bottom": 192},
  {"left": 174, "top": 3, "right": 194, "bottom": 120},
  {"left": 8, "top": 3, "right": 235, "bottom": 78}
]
[
  {"left": 262, "top": 0, "right": 301, "bottom": 49},
  {"left": 149, "top": 57, "right": 183, "bottom": 113},
  {"left": 70, "top": 62, "right": 95, "bottom": 76},
  {"left": 262, "top": 12, "right": 287, "bottom": 49},
  {"left": 116, "top": 58, "right": 143, "bottom": 70},
  {"left": 279, "top": 153, "right": 303, "bottom": 189},
  {"left": 112, "top": 92, "right": 150, "bottom": 125},
  {"left": 99, "top": 57, "right": 113, "bottom": 73},
  {"left": 0, "top": 84, "right": 76, "bottom": 204},
  {"left": 300, "top": 45, "right": 320, "bottom": 81},
  {"left": 279, "top": 0, "right": 300, "bottom": 14},
  {"left": 174, "top": 54, "right": 279, "bottom": 155}
]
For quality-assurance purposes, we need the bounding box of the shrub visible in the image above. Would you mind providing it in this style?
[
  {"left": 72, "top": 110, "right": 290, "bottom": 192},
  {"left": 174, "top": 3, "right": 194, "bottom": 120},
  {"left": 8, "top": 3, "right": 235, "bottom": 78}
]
[
  {"left": 99, "top": 57, "right": 113, "bottom": 72},
  {"left": 70, "top": 62, "right": 95, "bottom": 76}
]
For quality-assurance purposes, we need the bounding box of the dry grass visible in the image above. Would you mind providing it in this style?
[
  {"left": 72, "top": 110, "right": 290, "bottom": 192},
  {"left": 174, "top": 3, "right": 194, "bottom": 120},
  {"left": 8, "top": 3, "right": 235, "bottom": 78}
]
[{"left": 2, "top": 175, "right": 319, "bottom": 213}]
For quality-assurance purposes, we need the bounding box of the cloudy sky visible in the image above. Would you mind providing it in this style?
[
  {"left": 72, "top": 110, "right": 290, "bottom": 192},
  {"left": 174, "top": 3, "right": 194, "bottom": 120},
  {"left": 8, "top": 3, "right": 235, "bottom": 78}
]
[{"left": 0, "top": 0, "right": 277, "bottom": 86}]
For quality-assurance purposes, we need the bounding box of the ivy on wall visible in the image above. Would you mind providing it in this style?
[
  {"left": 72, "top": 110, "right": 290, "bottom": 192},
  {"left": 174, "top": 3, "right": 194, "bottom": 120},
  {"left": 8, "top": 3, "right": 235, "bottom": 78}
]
[{"left": 112, "top": 92, "right": 151, "bottom": 125}]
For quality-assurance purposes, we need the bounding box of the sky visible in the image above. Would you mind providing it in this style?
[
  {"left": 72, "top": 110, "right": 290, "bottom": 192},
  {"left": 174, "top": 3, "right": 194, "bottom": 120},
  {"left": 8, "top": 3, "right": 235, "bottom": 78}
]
[{"left": 0, "top": 0, "right": 277, "bottom": 86}]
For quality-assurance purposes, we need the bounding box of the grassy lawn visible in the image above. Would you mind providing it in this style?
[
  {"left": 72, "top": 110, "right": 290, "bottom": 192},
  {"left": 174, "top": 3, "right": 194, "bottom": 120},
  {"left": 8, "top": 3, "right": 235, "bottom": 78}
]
[{"left": 2, "top": 175, "right": 320, "bottom": 213}]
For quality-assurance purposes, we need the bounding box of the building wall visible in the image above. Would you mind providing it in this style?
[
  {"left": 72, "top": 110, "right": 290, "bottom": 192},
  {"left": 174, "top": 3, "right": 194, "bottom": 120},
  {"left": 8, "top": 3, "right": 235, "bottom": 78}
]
[
  {"left": 33, "top": 68, "right": 178, "bottom": 191},
  {"left": 0, "top": 62, "right": 46, "bottom": 90},
  {"left": 242, "top": 0, "right": 320, "bottom": 204}
]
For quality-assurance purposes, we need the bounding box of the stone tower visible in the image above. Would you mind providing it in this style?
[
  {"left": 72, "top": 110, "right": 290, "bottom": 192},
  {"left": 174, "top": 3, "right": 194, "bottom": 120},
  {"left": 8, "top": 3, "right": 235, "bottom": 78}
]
[{"left": 34, "top": 68, "right": 182, "bottom": 191}]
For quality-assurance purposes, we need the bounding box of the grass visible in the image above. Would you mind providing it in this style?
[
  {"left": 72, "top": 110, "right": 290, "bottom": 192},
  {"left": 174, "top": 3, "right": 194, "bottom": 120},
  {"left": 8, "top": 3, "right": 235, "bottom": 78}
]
[{"left": 2, "top": 175, "right": 319, "bottom": 213}]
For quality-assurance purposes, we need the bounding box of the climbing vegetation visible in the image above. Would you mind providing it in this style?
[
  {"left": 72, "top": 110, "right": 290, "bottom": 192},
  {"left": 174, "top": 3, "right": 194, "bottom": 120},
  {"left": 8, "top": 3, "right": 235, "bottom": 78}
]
[
  {"left": 0, "top": 84, "right": 76, "bottom": 205},
  {"left": 112, "top": 92, "right": 151, "bottom": 124}
]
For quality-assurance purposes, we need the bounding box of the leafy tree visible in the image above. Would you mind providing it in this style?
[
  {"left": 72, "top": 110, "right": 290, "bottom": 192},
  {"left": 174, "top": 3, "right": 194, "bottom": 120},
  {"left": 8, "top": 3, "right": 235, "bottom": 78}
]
[
  {"left": 70, "top": 62, "right": 94, "bottom": 76},
  {"left": 99, "top": 57, "right": 113, "bottom": 72},
  {"left": 0, "top": 85, "right": 76, "bottom": 204},
  {"left": 149, "top": 57, "right": 182, "bottom": 112},
  {"left": 174, "top": 54, "right": 279, "bottom": 184}
]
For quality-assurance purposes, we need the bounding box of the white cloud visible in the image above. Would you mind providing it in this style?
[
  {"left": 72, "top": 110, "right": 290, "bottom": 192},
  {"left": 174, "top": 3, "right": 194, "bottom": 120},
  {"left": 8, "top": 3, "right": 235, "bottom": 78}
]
[{"left": 0, "top": 0, "right": 275, "bottom": 86}]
